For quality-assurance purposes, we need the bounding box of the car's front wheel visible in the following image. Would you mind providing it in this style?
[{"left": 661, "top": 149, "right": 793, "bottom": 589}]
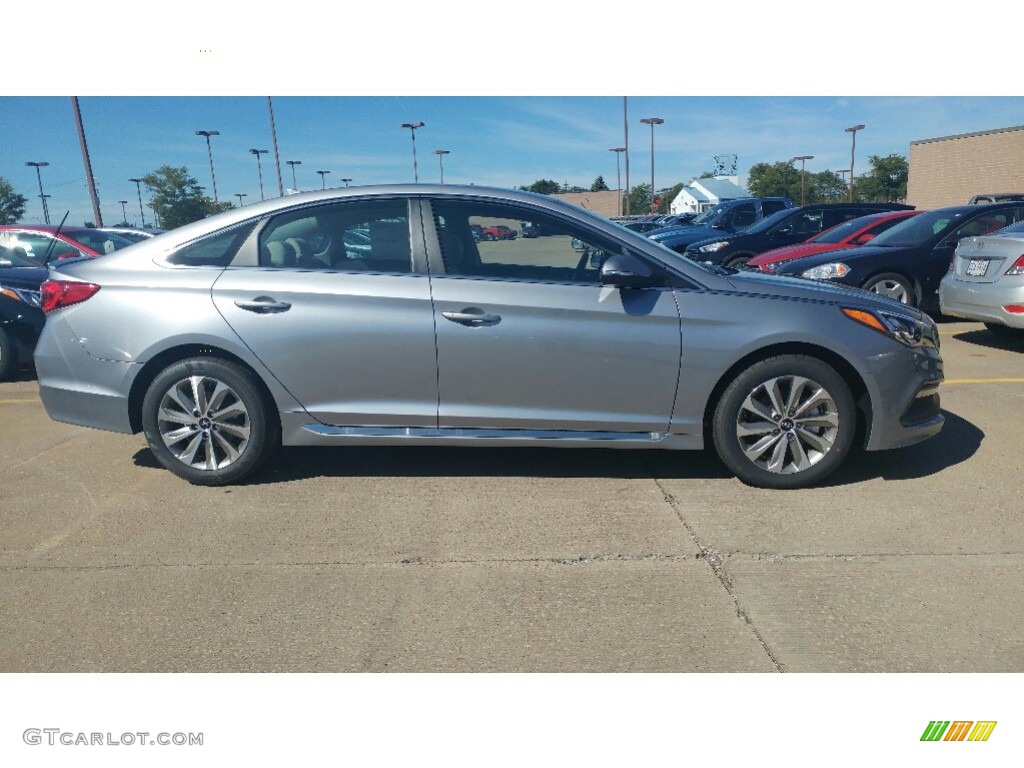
[
  {"left": 142, "top": 358, "right": 279, "bottom": 485},
  {"left": 863, "top": 272, "right": 914, "bottom": 305},
  {"left": 712, "top": 355, "right": 856, "bottom": 489}
]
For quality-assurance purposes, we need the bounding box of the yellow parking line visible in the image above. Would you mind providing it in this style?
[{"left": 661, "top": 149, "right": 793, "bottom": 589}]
[
  {"left": 944, "top": 378, "right": 1024, "bottom": 385},
  {"left": 0, "top": 398, "right": 39, "bottom": 404}
]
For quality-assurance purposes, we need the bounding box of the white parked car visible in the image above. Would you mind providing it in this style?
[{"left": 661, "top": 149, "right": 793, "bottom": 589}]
[{"left": 940, "top": 219, "right": 1024, "bottom": 338}]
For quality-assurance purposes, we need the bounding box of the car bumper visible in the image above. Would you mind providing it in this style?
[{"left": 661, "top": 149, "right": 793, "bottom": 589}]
[
  {"left": 863, "top": 340, "right": 944, "bottom": 452},
  {"left": 1, "top": 309, "right": 45, "bottom": 365},
  {"left": 939, "top": 276, "right": 1024, "bottom": 328},
  {"left": 34, "top": 315, "right": 139, "bottom": 434}
]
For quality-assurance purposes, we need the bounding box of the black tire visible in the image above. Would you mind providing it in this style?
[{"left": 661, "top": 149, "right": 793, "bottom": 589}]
[
  {"left": 712, "top": 355, "right": 856, "bottom": 489},
  {"left": 862, "top": 272, "right": 915, "bottom": 305},
  {"left": 142, "top": 357, "right": 279, "bottom": 485},
  {"left": 984, "top": 323, "right": 1024, "bottom": 339},
  {"left": 724, "top": 253, "right": 754, "bottom": 269},
  {"left": 0, "top": 326, "right": 15, "bottom": 382}
]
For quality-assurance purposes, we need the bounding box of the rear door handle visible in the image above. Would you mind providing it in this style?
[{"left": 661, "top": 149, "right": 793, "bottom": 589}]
[
  {"left": 442, "top": 308, "right": 501, "bottom": 326},
  {"left": 234, "top": 296, "right": 292, "bottom": 314}
]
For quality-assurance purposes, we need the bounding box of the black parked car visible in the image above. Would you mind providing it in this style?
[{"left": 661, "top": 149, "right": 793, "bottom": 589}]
[
  {"left": 684, "top": 203, "right": 915, "bottom": 268},
  {"left": 775, "top": 203, "right": 1024, "bottom": 313},
  {"left": 0, "top": 248, "right": 47, "bottom": 380},
  {"left": 648, "top": 197, "right": 794, "bottom": 253}
]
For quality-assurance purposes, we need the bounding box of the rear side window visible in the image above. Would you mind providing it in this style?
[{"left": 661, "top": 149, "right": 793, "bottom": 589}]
[
  {"left": 761, "top": 200, "right": 789, "bottom": 216},
  {"left": 167, "top": 222, "right": 257, "bottom": 267}
]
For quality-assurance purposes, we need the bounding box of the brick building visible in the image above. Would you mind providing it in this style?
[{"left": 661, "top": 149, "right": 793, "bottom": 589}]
[{"left": 907, "top": 125, "right": 1024, "bottom": 209}]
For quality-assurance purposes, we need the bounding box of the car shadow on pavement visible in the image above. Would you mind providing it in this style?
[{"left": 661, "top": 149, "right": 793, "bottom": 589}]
[
  {"left": 822, "top": 409, "right": 983, "bottom": 486},
  {"left": 132, "top": 409, "right": 981, "bottom": 486},
  {"left": 952, "top": 329, "right": 1024, "bottom": 353}
]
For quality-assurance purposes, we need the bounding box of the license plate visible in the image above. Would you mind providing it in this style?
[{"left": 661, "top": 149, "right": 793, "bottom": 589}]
[{"left": 966, "top": 258, "right": 989, "bottom": 277}]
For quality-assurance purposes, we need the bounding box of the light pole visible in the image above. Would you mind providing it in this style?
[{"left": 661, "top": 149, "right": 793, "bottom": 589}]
[
  {"left": 341, "top": 178, "right": 352, "bottom": 187},
  {"left": 845, "top": 124, "right": 865, "bottom": 202},
  {"left": 639, "top": 117, "right": 664, "bottom": 214},
  {"left": 609, "top": 147, "right": 626, "bottom": 216},
  {"left": 433, "top": 149, "right": 450, "bottom": 183},
  {"left": 118, "top": 200, "right": 129, "bottom": 224},
  {"left": 316, "top": 170, "right": 331, "bottom": 189},
  {"left": 286, "top": 160, "right": 302, "bottom": 191},
  {"left": 129, "top": 177, "right": 147, "bottom": 227},
  {"left": 195, "top": 130, "right": 221, "bottom": 203},
  {"left": 235, "top": 193, "right": 247, "bottom": 207},
  {"left": 249, "top": 148, "right": 269, "bottom": 200},
  {"left": 25, "top": 161, "right": 50, "bottom": 225},
  {"left": 791, "top": 155, "right": 814, "bottom": 206},
  {"left": 401, "top": 122, "right": 425, "bottom": 182}
]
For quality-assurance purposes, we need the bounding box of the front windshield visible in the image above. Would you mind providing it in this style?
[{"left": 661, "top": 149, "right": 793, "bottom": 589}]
[
  {"left": 690, "top": 204, "right": 727, "bottom": 226},
  {"left": 0, "top": 246, "right": 39, "bottom": 267},
  {"left": 867, "top": 209, "right": 967, "bottom": 247},
  {"left": 743, "top": 208, "right": 796, "bottom": 235},
  {"left": 810, "top": 215, "right": 881, "bottom": 244}
]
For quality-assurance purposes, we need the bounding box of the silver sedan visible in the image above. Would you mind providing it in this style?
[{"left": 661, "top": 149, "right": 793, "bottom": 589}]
[
  {"left": 35, "top": 185, "right": 944, "bottom": 489},
  {"left": 940, "top": 219, "right": 1024, "bottom": 338}
]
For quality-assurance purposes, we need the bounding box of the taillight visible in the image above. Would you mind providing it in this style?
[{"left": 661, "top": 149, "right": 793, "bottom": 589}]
[
  {"left": 1005, "top": 255, "right": 1024, "bottom": 276},
  {"left": 40, "top": 280, "right": 101, "bottom": 313}
]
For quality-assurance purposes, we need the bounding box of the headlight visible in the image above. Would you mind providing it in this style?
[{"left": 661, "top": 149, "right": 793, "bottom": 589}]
[
  {"left": 842, "top": 307, "right": 927, "bottom": 347},
  {"left": 801, "top": 262, "right": 851, "bottom": 280},
  {"left": 0, "top": 285, "right": 41, "bottom": 307},
  {"left": 697, "top": 241, "right": 729, "bottom": 253}
]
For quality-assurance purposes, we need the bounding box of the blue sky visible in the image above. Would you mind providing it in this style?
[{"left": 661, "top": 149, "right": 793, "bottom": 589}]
[{"left": 3, "top": 4, "right": 1023, "bottom": 226}]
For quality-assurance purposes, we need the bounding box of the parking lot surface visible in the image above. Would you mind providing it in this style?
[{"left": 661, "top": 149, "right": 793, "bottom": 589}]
[{"left": 1, "top": 320, "right": 1022, "bottom": 672}]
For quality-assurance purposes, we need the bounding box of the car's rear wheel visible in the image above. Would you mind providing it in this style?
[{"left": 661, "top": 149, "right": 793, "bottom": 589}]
[
  {"left": 142, "top": 358, "right": 279, "bottom": 485},
  {"left": 712, "top": 356, "right": 855, "bottom": 489},
  {"left": 862, "top": 272, "right": 914, "bottom": 305},
  {"left": 0, "top": 326, "right": 15, "bottom": 382}
]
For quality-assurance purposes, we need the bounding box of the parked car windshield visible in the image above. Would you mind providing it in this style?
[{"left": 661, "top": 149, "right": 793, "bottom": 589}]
[
  {"left": 742, "top": 208, "right": 797, "bottom": 235},
  {"left": 690, "top": 204, "right": 728, "bottom": 226},
  {"left": 867, "top": 209, "right": 967, "bottom": 247},
  {"left": 65, "top": 229, "right": 136, "bottom": 253},
  {"left": 810, "top": 215, "right": 880, "bottom": 244}
]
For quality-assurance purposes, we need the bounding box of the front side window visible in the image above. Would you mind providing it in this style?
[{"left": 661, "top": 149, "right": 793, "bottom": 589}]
[
  {"left": 431, "top": 199, "right": 626, "bottom": 284},
  {"left": 760, "top": 199, "right": 789, "bottom": 216},
  {"left": 258, "top": 198, "right": 412, "bottom": 273}
]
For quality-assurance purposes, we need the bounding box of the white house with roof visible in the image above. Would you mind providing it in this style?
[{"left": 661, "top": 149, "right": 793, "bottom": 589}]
[{"left": 670, "top": 177, "right": 749, "bottom": 214}]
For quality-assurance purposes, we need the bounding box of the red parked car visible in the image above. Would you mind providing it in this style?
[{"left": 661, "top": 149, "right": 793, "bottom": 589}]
[
  {"left": 747, "top": 210, "right": 922, "bottom": 273},
  {"left": 0, "top": 225, "right": 136, "bottom": 265},
  {"left": 480, "top": 225, "right": 517, "bottom": 241}
]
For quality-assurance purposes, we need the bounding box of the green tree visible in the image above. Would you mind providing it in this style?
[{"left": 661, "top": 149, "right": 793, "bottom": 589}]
[
  {"left": 626, "top": 183, "right": 653, "bottom": 214},
  {"left": 519, "top": 179, "right": 561, "bottom": 195},
  {"left": 746, "top": 162, "right": 802, "bottom": 200},
  {"left": 0, "top": 176, "right": 28, "bottom": 224},
  {"left": 590, "top": 176, "right": 610, "bottom": 192},
  {"left": 854, "top": 154, "right": 909, "bottom": 202},
  {"left": 806, "top": 170, "right": 848, "bottom": 203},
  {"left": 142, "top": 166, "right": 233, "bottom": 229}
]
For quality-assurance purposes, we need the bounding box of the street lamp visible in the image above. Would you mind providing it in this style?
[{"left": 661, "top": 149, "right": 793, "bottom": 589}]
[
  {"left": 845, "top": 124, "right": 865, "bottom": 202},
  {"left": 316, "top": 170, "right": 331, "bottom": 189},
  {"left": 286, "top": 160, "right": 302, "bottom": 191},
  {"left": 609, "top": 147, "right": 626, "bottom": 216},
  {"left": 341, "top": 178, "right": 352, "bottom": 187},
  {"left": 433, "top": 149, "right": 450, "bottom": 183},
  {"left": 195, "top": 130, "right": 221, "bottom": 203},
  {"left": 401, "top": 122, "right": 425, "bottom": 183},
  {"left": 129, "top": 177, "right": 147, "bottom": 227},
  {"left": 25, "top": 161, "right": 50, "bottom": 225},
  {"left": 235, "top": 193, "right": 247, "bottom": 207},
  {"left": 639, "top": 117, "right": 664, "bottom": 214},
  {"left": 249, "top": 148, "right": 269, "bottom": 200},
  {"left": 118, "top": 200, "right": 129, "bottom": 224},
  {"left": 791, "top": 155, "right": 814, "bottom": 206}
]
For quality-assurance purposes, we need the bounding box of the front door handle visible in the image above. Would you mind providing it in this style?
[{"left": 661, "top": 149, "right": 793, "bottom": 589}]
[
  {"left": 234, "top": 296, "right": 292, "bottom": 314},
  {"left": 442, "top": 308, "right": 501, "bottom": 326}
]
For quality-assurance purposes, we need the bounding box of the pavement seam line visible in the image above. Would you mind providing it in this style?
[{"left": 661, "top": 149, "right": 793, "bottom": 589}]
[{"left": 651, "top": 477, "right": 785, "bottom": 673}]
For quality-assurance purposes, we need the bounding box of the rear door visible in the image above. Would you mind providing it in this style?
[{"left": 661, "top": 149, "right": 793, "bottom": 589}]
[{"left": 211, "top": 197, "right": 439, "bottom": 427}]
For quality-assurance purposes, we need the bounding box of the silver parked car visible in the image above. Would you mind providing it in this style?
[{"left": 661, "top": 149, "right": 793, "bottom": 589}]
[
  {"left": 35, "top": 185, "right": 944, "bottom": 489},
  {"left": 940, "top": 219, "right": 1024, "bottom": 338}
]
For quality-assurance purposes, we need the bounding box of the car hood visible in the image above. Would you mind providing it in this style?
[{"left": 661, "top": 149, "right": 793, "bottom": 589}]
[
  {"left": 725, "top": 267, "right": 930, "bottom": 321},
  {"left": 0, "top": 265, "right": 48, "bottom": 289},
  {"left": 749, "top": 242, "right": 843, "bottom": 266},
  {"left": 773, "top": 243, "right": 918, "bottom": 274}
]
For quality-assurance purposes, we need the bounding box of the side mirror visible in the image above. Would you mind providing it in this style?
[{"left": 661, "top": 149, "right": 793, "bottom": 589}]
[{"left": 600, "top": 253, "right": 656, "bottom": 288}]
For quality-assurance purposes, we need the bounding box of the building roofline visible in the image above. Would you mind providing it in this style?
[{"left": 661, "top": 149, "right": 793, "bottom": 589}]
[{"left": 910, "top": 125, "right": 1024, "bottom": 146}]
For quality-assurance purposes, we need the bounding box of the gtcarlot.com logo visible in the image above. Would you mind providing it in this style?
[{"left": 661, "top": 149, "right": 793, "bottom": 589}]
[
  {"left": 921, "top": 721, "right": 997, "bottom": 742},
  {"left": 23, "top": 729, "right": 203, "bottom": 747}
]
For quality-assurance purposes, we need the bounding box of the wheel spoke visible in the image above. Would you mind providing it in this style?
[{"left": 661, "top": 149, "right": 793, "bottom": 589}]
[
  {"left": 795, "top": 425, "right": 834, "bottom": 455},
  {"left": 736, "top": 419, "right": 776, "bottom": 439},
  {"left": 214, "top": 421, "right": 250, "bottom": 440},
  {"left": 161, "top": 425, "right": 196, "bottom": 446},
  {"left": 212, "top": 431, "right": 241, "bottom": 463},
  {"left": 190, "top": 376, "right": 210, "bottom": 415},
  {"left": 743, "top": 431, "right": 785, "bottom": 462},
  {"left": 176, "top": 432, "right": 204, "bottom": 465},
  {"left": 765, "top": 436, "right": 789, "bottom": 473}
]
